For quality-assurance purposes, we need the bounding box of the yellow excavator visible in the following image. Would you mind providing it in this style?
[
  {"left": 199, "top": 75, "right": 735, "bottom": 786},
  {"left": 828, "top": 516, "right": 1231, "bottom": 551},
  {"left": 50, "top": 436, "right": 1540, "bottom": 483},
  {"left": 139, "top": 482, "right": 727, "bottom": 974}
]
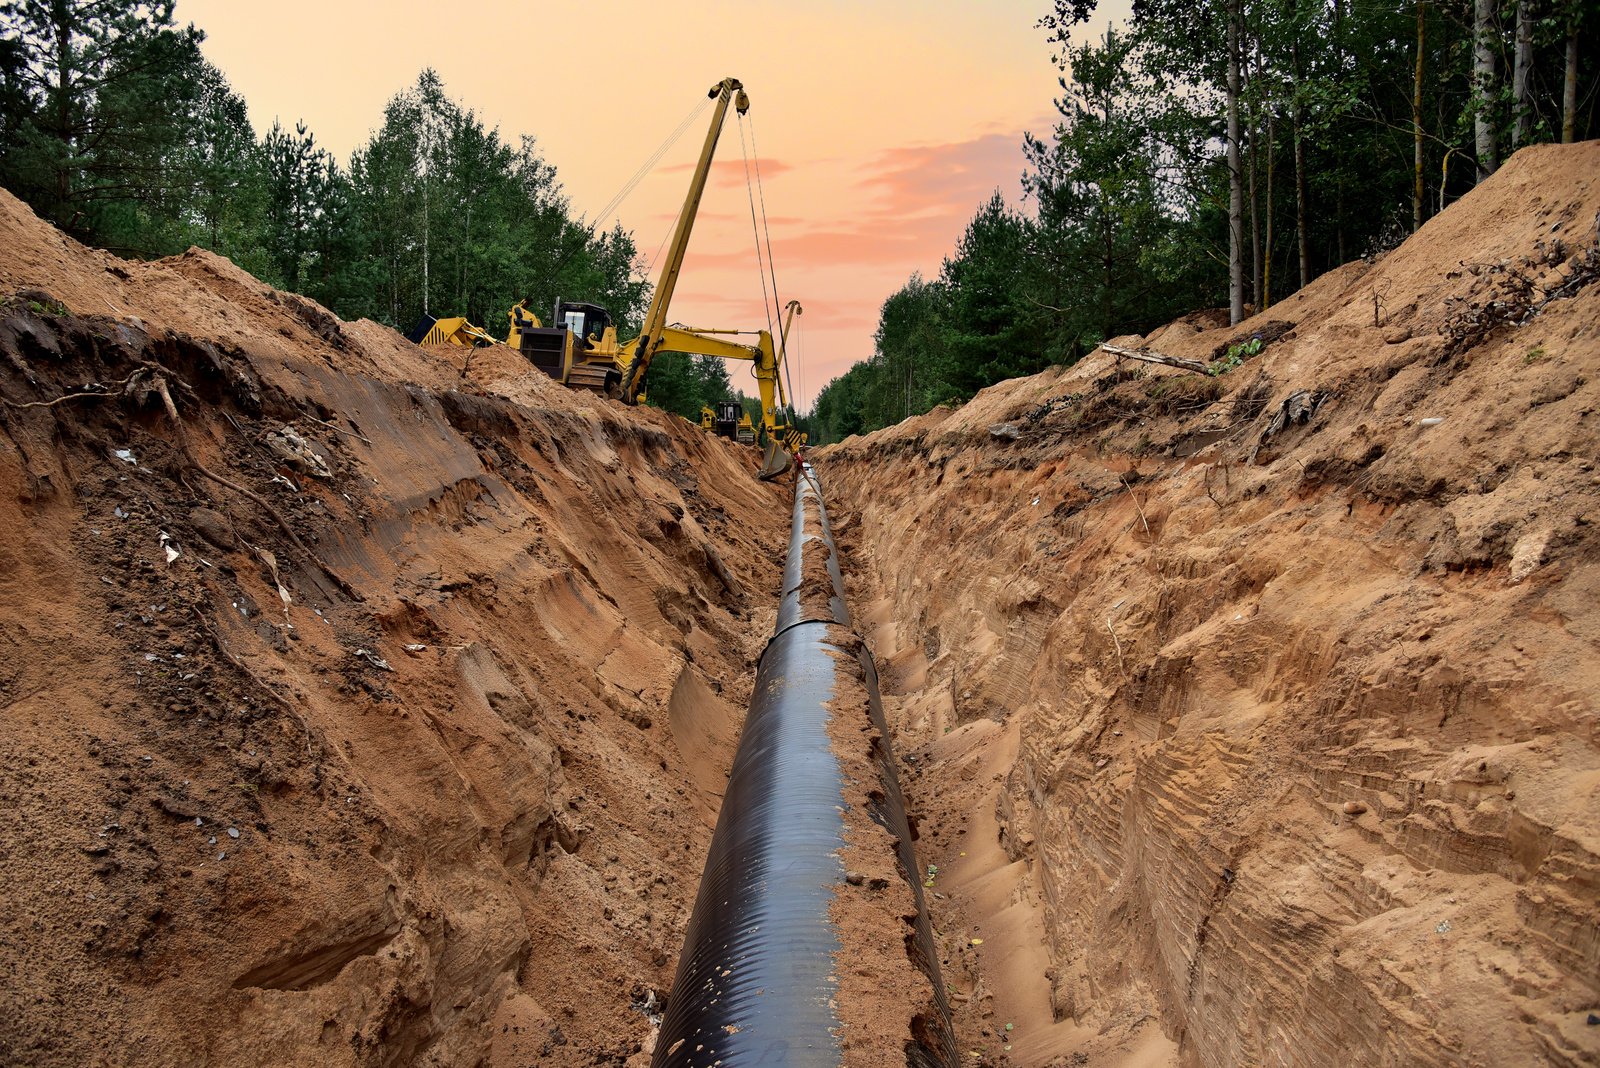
[{"left": 668, "top": 299, "right": 806, "bottom": 477}]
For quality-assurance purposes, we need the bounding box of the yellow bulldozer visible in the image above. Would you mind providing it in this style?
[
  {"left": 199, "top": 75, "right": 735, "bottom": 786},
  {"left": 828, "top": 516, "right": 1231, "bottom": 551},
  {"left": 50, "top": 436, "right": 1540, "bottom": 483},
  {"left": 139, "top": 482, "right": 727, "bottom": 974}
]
[
  {"left": 701, "top": 403, "right": 756, "bottom": 444},
  {"left": 406, "top": 315, "right": 498, "bottom": 348}
]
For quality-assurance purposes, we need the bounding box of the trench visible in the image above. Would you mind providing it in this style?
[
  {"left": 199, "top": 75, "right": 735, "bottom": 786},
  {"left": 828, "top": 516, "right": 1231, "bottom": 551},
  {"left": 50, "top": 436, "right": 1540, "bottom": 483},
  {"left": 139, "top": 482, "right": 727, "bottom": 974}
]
[{"left": 653, "top": 469, "right": 955, "bottom": 1067}]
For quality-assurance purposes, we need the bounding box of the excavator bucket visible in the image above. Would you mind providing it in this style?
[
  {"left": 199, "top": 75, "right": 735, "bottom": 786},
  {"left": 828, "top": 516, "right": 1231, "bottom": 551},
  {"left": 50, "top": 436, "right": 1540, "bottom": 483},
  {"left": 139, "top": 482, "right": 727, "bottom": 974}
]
[{"left": 758, "top": 439, "right": 792, "bottom": 481}]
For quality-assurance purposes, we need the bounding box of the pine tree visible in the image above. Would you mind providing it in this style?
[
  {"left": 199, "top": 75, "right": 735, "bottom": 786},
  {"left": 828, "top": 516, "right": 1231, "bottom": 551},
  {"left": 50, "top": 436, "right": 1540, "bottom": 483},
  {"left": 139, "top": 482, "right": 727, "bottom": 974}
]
[
  {"left": 261, "top": 119, "right": 327, "bottom": 292},
  {"left": 0, "top": 0, "right": 203, "bottom": 245}
]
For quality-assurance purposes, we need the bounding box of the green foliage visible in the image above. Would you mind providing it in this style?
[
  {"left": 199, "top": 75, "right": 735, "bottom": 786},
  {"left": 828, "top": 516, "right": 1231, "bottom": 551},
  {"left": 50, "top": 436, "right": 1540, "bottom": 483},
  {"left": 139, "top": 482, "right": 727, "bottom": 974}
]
[
  {"left": 809, "top": 0, "right": 1595, "bottom": 445},
  {"left": 0, "top": 41, "right": 650, "bottom": 345},
  {"left": 0, "top": 0, "right": 218, "bottom": 253},
  {"left": 810, "top": 360, "right": 874, "bottom": 445},
  {"left": 640, "top": 351, "right": 732, "bottom": 423},
  {"left": 1208, "top": 336, "right": 1261, "bottom": 375},
  {"left": 341, "top": 70, "right": 648, "bottom": 335}
]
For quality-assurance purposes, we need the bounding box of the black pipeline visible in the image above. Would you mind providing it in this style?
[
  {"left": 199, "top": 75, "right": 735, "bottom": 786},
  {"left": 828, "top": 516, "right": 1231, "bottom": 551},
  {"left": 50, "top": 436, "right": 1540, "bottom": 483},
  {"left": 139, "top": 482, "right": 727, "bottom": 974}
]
[{"left": 651, "top": 468, "right": 955, "bottom": 1067}]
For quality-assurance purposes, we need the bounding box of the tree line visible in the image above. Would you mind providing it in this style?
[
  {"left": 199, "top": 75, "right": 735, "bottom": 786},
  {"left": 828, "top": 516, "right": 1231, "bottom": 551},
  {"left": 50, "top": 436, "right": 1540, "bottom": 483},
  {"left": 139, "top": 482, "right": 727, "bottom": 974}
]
[
  {"left": 0, "top": 2, "right": 649, "bottom": 357},
  {"left": 809, "top": 0, "right": 1593, "bottom": 445}
]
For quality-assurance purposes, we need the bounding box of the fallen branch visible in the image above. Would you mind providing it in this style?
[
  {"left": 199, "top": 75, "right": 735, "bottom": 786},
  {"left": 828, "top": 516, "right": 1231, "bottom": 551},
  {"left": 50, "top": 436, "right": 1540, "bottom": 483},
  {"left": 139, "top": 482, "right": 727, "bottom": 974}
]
[
  {"left": 1106, "top": 617, "right": 1127, "bottom": 678},
  {"left": 1203, "top": 463, "right": 1228, "bottom": 509},
  {"left": 0, "top": 366, "right": 154, "bottom": 410},
  {"left": 1101, "top": 343, "right": 1210, "bottom": 375},
  {"left": 188, "top": 460, "right": 362, "bottom": 602},
  {"left": 2, "top": 387, "right": 119, "bottom": 410},
  {"left": 190, "top": 606, "right": 299, "bottom": 716},
  {"left": 151, "top": 374, "right": 180, "bottom": 424},
  {"left": 126, "top": 366, "right": 364, "bottom": 603},
  {"left": 1119, "top": 474, "right": 1151, "bottom": 536}
]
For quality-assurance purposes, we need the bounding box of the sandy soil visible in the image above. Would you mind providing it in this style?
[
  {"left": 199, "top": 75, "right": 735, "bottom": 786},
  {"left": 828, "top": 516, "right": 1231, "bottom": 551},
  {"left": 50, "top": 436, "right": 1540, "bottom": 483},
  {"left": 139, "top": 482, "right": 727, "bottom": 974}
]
[
  {"left": 821, "top": 141, "right": 1600, "bottom": 1066},
  {"left": 0, "top": 185, "right": 790, "bottom": 1066}
]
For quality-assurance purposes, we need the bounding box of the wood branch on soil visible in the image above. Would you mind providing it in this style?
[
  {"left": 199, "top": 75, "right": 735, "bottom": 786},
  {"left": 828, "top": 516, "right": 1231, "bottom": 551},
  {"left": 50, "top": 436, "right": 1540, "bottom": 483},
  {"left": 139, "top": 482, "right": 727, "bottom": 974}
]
[{"left": 1101, "top": 343, "right": 1211, "bottom": 375}]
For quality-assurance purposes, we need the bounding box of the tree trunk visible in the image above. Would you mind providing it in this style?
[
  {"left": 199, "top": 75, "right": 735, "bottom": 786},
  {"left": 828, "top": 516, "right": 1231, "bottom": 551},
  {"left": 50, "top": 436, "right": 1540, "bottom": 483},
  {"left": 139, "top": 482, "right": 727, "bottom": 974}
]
[
  {"left": 1228, "top": 0, "right": 1245, "bottom": 325},
  {"left": 1292, "top": 44, "right": 1310, "bottom": 288},
  {"left": 1414, "top": 1, "right": 1427, "bottom": 232},
  {"left": 1263, "top": 108, "right": 1276, "bottom": 311},
  {"left": 422, "top": 173, "right": 430, "bottom": 317},
  {"left": 1513, "top": 0, "right": 1534, "bottom": 147},
  {"left": 1102, "top": 210, "right": 1114, "bottom": 338},
  {"left": 1293, "top": 121, "right": 1309, "bottom": 287},
  {"left": 1249, "top": 100, "right": 1262, "bottom": 313},
  {"left": 1564, "top": 19, "right": 1580, "bottom": 143},
  {"left": 53, "top": 10, "right": 73, "bottom": 224},
  {"left": 1336, "top": 182, "right": 1346, "bottom": 264},
  {"left": 1474, "top": 0, "right": 1499, "bottom": 181}
]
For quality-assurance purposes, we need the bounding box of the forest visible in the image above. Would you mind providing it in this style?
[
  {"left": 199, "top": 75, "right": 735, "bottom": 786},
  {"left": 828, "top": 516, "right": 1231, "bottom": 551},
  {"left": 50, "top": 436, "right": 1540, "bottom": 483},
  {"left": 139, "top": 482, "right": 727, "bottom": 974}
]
[
  {"left": 0, "top": 2, "right": 728, "bottom": 405},
  {"left": 0, "top": 1, "right": 1594, "bottom": 439},
  {"left": 808, "top": 0, "right": 1595, "bottom": 443}
]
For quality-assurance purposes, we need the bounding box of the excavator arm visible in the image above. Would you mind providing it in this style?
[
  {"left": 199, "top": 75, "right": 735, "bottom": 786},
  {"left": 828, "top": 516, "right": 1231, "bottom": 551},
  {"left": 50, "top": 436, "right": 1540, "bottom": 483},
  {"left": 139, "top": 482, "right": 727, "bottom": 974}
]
[{"left": 628, "top": 301, "right": 805, "bottom": 479}]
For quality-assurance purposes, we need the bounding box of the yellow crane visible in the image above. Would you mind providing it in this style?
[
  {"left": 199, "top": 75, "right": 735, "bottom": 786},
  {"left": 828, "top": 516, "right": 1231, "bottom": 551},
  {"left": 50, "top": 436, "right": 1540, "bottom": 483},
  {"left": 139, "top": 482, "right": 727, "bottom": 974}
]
[
  {"left": 506, "top": 77, "right": 751, "bottom": 396},
  {"left": 421, "top": 77, "right": 804, "bottom": 476}
]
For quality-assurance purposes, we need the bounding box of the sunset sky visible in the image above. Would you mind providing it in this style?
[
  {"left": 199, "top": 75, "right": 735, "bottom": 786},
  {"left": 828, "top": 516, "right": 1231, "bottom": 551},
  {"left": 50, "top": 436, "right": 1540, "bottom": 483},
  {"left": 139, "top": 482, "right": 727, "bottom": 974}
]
[{"left": 175, "top": 0, "right": 1129, "bottom": 409}]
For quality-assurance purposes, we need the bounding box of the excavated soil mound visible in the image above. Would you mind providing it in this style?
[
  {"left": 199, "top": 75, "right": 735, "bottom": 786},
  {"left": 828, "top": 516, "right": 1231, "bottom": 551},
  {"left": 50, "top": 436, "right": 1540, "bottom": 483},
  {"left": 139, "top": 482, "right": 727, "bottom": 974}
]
[
  {"left": 0, "top": 186, "right": 793, "bottom": 1066},
  {"left": 820, "top": 141, "right": 1600, "bottom": 1066}
]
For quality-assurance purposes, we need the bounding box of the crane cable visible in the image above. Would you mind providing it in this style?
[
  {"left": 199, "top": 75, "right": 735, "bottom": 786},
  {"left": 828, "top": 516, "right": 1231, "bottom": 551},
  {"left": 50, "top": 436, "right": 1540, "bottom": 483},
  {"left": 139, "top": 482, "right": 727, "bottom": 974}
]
[
  {"left": 795, "top": 303, "right": 804, "bottom": 417},
  {"left": 737, "top": 113, "right": 798, "bottom": 418},
  {"left": 594, "top": 95, "right": 712, "bottom": 240},
  {"left": 540, "top": 96, "right": 713, "bottom": 299},
  {"left": 748, "top": 116, "right": 800, "bottom": 417}
]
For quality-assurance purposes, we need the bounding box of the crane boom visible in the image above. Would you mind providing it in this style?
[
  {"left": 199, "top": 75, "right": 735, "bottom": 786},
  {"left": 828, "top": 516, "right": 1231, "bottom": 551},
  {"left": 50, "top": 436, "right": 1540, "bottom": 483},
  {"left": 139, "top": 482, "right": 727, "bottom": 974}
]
[{"left": 621, "top": 77, "right": 749, "bottom": 403}]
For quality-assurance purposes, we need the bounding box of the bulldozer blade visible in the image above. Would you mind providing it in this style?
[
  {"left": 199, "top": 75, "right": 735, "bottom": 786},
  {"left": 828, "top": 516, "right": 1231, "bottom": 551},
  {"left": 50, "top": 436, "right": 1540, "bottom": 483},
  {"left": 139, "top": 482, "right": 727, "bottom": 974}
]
[{"left": 757, "top": 440, "right": 792, "bottom": 482}]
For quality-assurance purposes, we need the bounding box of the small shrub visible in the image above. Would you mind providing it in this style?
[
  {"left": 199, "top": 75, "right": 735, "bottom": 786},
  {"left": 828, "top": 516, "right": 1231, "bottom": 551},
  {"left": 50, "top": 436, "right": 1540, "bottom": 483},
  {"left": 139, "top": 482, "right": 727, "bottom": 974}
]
[{"left": 1208, "top": 337, "right": 1262, "bottom": 376}]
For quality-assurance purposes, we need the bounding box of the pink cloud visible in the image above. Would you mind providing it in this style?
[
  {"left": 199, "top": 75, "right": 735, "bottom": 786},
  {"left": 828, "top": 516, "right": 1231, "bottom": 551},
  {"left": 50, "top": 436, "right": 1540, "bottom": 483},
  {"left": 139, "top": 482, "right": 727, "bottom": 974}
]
[
  {"left": 658, "top": 158, "right": 795, "bottom": 186},
  {"left": 644, "top": 128, "right": 1038, "bottom": 406},
  {"left": 671, "top": 130, "right": 1029, "bottom": 275},
  {"left": 672, "top": 289, "right": 880, "bottom": 332},
  {"left": 856, "top": 132, "right": 1027, "bottom": 217}
]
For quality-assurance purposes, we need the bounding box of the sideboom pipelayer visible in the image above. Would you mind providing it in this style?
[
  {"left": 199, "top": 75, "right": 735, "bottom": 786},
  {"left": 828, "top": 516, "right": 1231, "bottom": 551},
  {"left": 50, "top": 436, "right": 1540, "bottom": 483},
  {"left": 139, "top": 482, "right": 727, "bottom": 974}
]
[{"left": 418, "top": 77, "right": 805, "bottom": 478}]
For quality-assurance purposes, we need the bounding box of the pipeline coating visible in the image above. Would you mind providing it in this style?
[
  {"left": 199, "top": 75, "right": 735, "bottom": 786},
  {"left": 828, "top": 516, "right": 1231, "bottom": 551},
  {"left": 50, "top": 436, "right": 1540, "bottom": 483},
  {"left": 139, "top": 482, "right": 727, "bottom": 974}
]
[{"left": 652, "top": 468, "right": 955, "bottom": 1067}]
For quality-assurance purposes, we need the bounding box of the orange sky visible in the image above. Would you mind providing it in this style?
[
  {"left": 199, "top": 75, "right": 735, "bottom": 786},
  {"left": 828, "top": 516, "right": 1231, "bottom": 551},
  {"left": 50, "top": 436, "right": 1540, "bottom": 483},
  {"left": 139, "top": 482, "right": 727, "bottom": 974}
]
[{"left": 175, "top": 0, "right": 1129, "bottom": 409}]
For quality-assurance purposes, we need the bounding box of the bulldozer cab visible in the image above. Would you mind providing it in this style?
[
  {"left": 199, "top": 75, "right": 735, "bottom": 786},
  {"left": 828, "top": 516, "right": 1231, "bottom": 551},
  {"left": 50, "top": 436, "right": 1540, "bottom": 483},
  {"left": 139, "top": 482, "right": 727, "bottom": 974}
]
[
  {"left": 712, "top": 400, "right": 741, "bottom": 439},
  {"left": 556, "top": 302, "right": 611, "bottom": 348}
]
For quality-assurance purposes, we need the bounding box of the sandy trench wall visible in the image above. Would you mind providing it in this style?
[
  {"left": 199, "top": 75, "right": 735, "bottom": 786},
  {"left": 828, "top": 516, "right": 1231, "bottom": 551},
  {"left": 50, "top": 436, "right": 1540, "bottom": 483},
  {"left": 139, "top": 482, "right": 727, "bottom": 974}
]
[
  {"left": 820, "top": 142, "right": 1600, "bottom": 1067},
  {"left": 0, "top": 187, "right": 790, "bottom": 1067}
]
